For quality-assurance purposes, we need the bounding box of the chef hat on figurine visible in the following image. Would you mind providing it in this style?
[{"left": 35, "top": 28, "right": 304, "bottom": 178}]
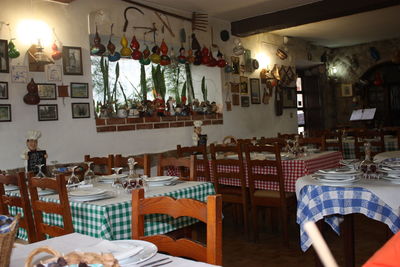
[
  {"left": 193, "top": 120, "right": 203, "bottom": 127},
  {"left": 26, "top": 130, "right": 42, "bottom": 140}
]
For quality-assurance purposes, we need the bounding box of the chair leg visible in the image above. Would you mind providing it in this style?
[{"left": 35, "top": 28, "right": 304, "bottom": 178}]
[
  {"left": 252, "top": 205, "right": 258, "bottom": 242},
  {"left": 242, "top": 202, "right": 249, "bottom": 237},
  {"left": 281, "top": 207, "right": 289, "bottom": 246}
]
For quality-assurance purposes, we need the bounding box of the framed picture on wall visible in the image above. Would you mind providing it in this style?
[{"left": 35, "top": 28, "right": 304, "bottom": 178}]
[
  {"left": 0, "top": 81, "right": 8, "bottom": 99},
  {"left": 231, "top": 56, "right": 240, "bottom": 74},
  {"left": 341, "top": 83, "right": 353, "bottom": 97},
  {"left": 240, "top": 76, "right": 248, "bottom": 95},
  {"left": 0, "top": 104, "right": 11, "bottom": 122},
  {"left": 46, "top": 64, "right": 62, "bottom": 82},
  {"left": 72, "top": 103, "right": 90, "bottom": 118},
  {"left": 241, "top": 96, "right": 250, "bottom": 107},
  {"left": 230, "top": 82, "right": 240, "bottom": 94},
  {"left": 282, "top": 87, "right": 297, "bottom": 108},
  {"left": 62, "top": 46, "right": 83, "bottom": 75},
  {"left": 37, "top": 83, "right": 57, "bottom": 100},
  {"left": 0, "top": 40, "right": 9, "bottom": 73},
  {"left": 38, "top": 104, "right": 58, "bottom": 121},
  {"left": 71, "top": 83, "right": 89, "bottom": 98},
  {"left": 250, "top": 78, "right": 261, "bottom": 104},
  {"left": 11, "top": 65, "right": 28, "bottom": 83},
  {"left": 232, "top": 94, "right": 240, "bottom": 105}
]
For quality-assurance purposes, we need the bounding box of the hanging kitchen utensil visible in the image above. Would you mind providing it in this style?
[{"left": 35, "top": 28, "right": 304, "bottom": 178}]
[
  {"left": 191, "top": 33, "right": 201, "bottom": 51},
  {"left": 179, "top": 29, "right": 186, "bottom": 44},
  {"left": 122, "top": 6, "right": 144, "bottom": 32},
  {"left": 225, "top": 82, "right": 232, "bottom": 111},
  {"left": 211, "top": 27, "right": 218, "bottom": 49},
  {"left": 121, "top": 0, "right": 208, "bottom": 32},
  {"left": 107, "top": 24, "right": 121, "bottom": 62},
  {"left": 154, "top": 12, "right": 175, "bottom": 37}
]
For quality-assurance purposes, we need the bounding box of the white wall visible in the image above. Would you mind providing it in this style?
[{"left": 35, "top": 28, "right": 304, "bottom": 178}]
[{"left": 0, "top": 0, "right": 297, "bottom": 169}]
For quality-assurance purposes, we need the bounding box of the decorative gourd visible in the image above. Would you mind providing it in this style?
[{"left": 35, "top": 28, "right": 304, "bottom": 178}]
[{"left": 24, "top": 79, "right": 40, "bottom": 105}]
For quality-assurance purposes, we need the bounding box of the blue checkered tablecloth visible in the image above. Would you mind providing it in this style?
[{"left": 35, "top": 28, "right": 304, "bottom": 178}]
[
  {"left": 297, "top": 183, "right": 400, "bottom": 251},
  {"left": 10, "top": 182, "right": 215, "bottom": 241}
]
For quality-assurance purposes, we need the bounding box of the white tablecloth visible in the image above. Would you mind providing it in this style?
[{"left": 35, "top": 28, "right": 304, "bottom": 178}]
[
  {"left": 10, "top": 233, "right": 219, "bottom": 267},
  {"left": 373, "top": 151, "right": 400, "bottom": 162}
]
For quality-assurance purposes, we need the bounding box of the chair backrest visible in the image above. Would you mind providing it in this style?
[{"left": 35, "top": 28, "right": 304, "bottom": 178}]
[
  {"left": 209, "top": 143, "right": 246, "bottom": 194},
  {"left": 84, "top": 154, "right": 114, "bottom": 175},
  {"left": 157, "top": 155, "right": 196, "bottom": 181},
  {"left": 354, "top": 129, "right": 385, "bottom": 159},
  {"left": 132, "top": 188, "right": 222, "bottom": 265},
  {"left": 237, "top": 137, "right": 257, "bottom": 145},
  {"left": 114, "top": 154, "right": 151, "bottom": 176},
  {"left": 277, "top": 132, "right": 303, "bottom": 140},
  {"left": 298, "top": 137, "right": 326, "bottom": 151},
  {"left": 177, "top": 145, "right": 210, "bottom": 181},
  {"left": 258, "top": 137, "right": 286, "bottom": 147},
  {"left": 243, "top": 143, "right": 286, "bottom": 202},
  {"left": 27, "top": 173, "right": 74, "bottom": 240},
  {"left": 0, "top": 172, "right": 36, "bottom": 243},
  {"left": 323, "top": 130, "right": 343, "bottom": 152},
  {"left": 222, "top": 135, "right": 237, "bottom": 145}
]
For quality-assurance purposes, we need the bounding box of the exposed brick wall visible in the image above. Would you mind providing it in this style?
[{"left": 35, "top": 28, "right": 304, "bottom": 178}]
[{"left": 96, "top": 114, "right": 223, "bottom": 133}]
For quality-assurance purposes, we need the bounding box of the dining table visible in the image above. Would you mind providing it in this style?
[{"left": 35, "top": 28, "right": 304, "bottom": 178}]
[
  {"left": 326, "top": 136, "right": 399, "bottom": 159},
  {"left": 10, "top": 180, "right": 215, "bottom": 241},
  {"left": 296, "top": 174, "right": 400, "bottom": 267},
  {"left": 10, "top": 232, "right": 219, "bottom": 267},
  {"left": 172, "top": 151, "right": 342, "bottom": 192}
]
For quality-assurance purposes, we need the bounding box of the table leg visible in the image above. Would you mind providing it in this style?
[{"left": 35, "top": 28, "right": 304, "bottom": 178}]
[
  {"left": 314, "top": 220, "right": 324, "bottom": 267},
  {"left": 342, "top": 214, "right": 355, "bottom": 267}
]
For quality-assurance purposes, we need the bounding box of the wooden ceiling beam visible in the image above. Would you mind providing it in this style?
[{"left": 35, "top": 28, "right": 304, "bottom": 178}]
[{"left": 231, "top": 0, "right": 400, "bottom": 37}]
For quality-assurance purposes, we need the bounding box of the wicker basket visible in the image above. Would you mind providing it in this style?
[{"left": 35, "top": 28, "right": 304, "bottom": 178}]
[
  {"left": 0, "top": 214, "right": 20, "bottom": 267},
  {"left": 24, "top": 246, "right": 120, "bottom": 267}
]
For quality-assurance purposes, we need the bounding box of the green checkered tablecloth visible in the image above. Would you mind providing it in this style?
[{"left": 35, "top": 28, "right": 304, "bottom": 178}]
[
  {"left": 11, "top": 182, "right": 215, "bottom": 241},
  {"left": 326, "top": 137, "right": 398, "bottom": 159}
]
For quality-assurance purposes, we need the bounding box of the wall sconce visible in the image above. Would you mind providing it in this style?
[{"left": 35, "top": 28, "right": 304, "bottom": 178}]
[{"left": 28, "top": 40, "right": 54, "bottom": 72}]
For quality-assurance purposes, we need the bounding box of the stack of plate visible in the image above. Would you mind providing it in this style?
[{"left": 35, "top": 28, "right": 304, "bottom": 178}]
[
  {"left": 380, "top": 158, "right": 400, "bottom": 184},
  {"left": 144, "top": 176, "right": 178, "bottom": 187},
  {"left": 313, "top": 167, "right": 361, "bottom": 186},
  {"left": 69, "top": 188, "right": 113, "bottom": 202},
  {"left": 98, "top": 174, "right": 127, "bottom": 184}
]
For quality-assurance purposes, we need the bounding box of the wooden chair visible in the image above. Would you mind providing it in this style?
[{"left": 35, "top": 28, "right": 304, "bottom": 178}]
[
  {"left": 132, "top": 188, "right": 222, "bottom": 265},
  {"left": 157, "top": 155, "right": 196, "bottom": 181},
  {"left": 84, "top": 154, "right": 114, "bottom": 175},
  {"left": 177, "top": 145, "right": 210, "bottom": 181},
  {"left": 354, "top": 129, "right": 385, "bottom": 159},
  {"left": 323, "top": 130, "right": 343, "bottom": 152},
  {"left": 27, "top": 173, "right": 74, "bottom": 240},
  {"left": 258, "top": 137, "right": 286, "bottom": 148},
  {"left": 277, "top": 132, "right": 303, "bottom": 140},
  {"left": 114, "top": 154, "right": 151, "bottom": 176},
  {"left": 210, "top": 143, "right": 249, "bottom": 235},
  {"left": 243, "top": 143, "right": 296, "bottom": 244},
  {"left": 237, "top": 137, "right": 257, "bottom": 145},
  {"left": 0, "top": 172, "right": 36, "bottom": 243},
  {"left": 222, "top": 135, "right": 237, "bottom": 145},
  {"left": 298, "top": 137, "right": 326, "bottom": 151},
  {"left": 382, "top": 126, "right": 400, "bottom": 149}
]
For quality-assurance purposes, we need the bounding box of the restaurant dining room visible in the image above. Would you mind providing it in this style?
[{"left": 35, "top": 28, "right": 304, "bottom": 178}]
[{"left": 2, "top": 0, "right": 400, "bottom": 266}]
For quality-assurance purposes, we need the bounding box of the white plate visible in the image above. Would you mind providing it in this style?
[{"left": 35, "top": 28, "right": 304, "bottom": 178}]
[
  {"left": 145, "top": 176, "right": 176, "bottom": 182},
  {"left": 313, "top": 176, "right": 360, "bottom": 186},
  {"left": 100, "top": 174, "right": 128, "bottom": 180},
  {"left": 147, "top": 177, "right": 179, "bottom": 187},
  {"left": 69, "top": 191, "right": 114, "bottom": 202},
  {"left": 69, "top": 188, "right": 106, "bottom": 197},
  {"left": 317, "top": 167, "right": 358, "bottom": 174},
  {"left": 111, "top": 240, "right": 157, "bottom": 265},
  {"left": 382, "top": 176, "right": 400, "bottom": 184}
]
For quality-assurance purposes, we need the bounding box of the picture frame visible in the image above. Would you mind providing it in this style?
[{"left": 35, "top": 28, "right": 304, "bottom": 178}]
[
  {"left": 0, "top": 104, "right": 11, "bottom": 122},
  {"left": 71, "top": 83, "right": 89, "bottom": 98},
  {"left": 231, "top": 56, "right": 240, "bottom": 75},
  {"left": 232, "top": 94, "right": 240, "bottom": 106},
  {"left": 62, "top": 46, "right": 83, "bottom": 75},
  {"left": 0, "top": 40, "right": 9, "bottom": 73},
  {"left": 240, "top": 76, "right": 248, "bottom": 95},
  {"left": 230, "top": 82, "right": 240, "bottom": 94},
  {"left": 38, "top": 104, "right": 58, "bottom": 121},
  {"left": 282, "top": 87, "right": 297, "bottom": 108},
  {"left": 72, "top": 103, "right": 90, "bottom": 119},
  {"left": 37, "top": 83, "right": 57, "bottom": 100},
  {"left": 46, "top": 64, "right": 62, "bottom": 82},
  {"left": 341, "top": 83, "right": 353, "bottom": 97},
  {"left": 241, "top": 96, "right": 250, "bottom": 107},
  {"left": 11, "top": 65, "right": 28, "bottom": 83},
  {"left": 0, "top": 81, "right": 8, "bottom": 99},
  {"left": 250, "top": 78, "right": 261, "bottom": 104}
]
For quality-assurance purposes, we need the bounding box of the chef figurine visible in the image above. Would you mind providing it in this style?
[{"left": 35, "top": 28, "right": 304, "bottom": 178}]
[
  {"left": 192, "top": 120, "right": 203, "bottom": 146},
  {"left": 20, "top": 130, "right": 48, "bottom": 172}
]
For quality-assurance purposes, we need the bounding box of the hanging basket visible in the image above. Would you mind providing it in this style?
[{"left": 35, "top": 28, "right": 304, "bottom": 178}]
[{"left": 0, "top": 214, "right": 20, "bottom": 267}]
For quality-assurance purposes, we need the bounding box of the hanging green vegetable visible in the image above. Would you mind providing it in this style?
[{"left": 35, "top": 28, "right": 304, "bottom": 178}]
[
  {"left": 112, "top": 62, "right": 120, "bottom": 111},
  {"left": 140, "top": 64, "right": 147, "bottom": 101},
  {"left": 100, "top": 56, "right": 110, "bottom": 107},
  {"left": 180, "top": 81, "right": 187, "bottom": 105},
  {"left": 201, "top": 76, "right": 207, "bottom": 102},
  {"left": 185, "top": 63, "right": 195, "bottom": 103}
]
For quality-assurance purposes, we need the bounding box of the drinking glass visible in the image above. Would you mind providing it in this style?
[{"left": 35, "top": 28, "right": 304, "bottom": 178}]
[
  {"left": 67, "top": 166, "right": 80, "bottom": 187},
  {"left": 112, "top": 167, "right": 123, "bottom": 188},
  {"left": 84, "top": 161, "right": 95, "bottom": 184},
  {"left": 36, "top": 164, "right": 46, "bottom": 178},
  {"left": 50, "top": 160, "right": 58, "bottom": 176}
]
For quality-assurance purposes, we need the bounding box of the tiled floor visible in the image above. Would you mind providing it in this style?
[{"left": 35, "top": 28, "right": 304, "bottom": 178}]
[{"left": 222, "top": 210, "right": 390, "bottom": 267}]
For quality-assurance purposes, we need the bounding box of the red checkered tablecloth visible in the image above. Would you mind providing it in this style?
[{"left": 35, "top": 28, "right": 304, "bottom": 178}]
[{"left": 169, "top": 151, "right": 343, "bottom": 192}]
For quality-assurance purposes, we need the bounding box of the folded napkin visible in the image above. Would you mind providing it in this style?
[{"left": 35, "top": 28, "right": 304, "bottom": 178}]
[
  {"left": 0, "top": 215, "right": 15, "bottom": 233},
  {"left": 78, "top": 240, "right": 143, "bottom": 260}
]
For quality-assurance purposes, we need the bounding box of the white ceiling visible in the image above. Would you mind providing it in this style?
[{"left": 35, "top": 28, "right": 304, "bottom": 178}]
[{"left": 140, "top": 0, "right": 400, "bottom": 48}]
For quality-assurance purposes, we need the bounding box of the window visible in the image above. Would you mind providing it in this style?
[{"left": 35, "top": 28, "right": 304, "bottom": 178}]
[{"left": 296, "top": 77, "right": 304, "bottom": 134}]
